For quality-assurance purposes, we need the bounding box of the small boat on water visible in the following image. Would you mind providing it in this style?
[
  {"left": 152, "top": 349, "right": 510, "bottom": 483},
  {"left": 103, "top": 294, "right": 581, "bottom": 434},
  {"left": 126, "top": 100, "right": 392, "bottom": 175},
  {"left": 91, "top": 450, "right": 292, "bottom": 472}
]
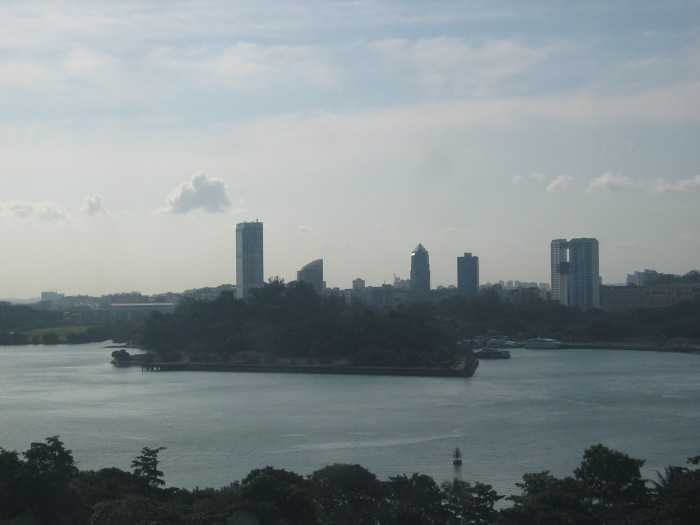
[
  {"left": 524, "top": 338, "right": 566, "bottom": 349},
  {"left": 453, "top": 448, "right": 463, "bottom": 466},
  {"left": 474, "top": 346, "right": 511, "bottom": 359}
]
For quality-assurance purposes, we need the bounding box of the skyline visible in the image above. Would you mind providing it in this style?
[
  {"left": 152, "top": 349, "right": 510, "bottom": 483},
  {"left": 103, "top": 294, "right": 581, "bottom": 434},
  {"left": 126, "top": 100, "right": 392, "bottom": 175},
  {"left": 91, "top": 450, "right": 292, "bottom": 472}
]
[{"left": 2, "top": 1, "right": 700, "bottom": 299}]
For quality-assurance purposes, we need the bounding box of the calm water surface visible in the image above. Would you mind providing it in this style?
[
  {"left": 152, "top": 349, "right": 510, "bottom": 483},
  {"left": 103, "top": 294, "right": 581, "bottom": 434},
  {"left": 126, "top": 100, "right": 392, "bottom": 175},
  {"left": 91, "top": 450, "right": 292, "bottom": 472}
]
[{"left": 1, "top": 342, "right": 698, "bottom": 496}]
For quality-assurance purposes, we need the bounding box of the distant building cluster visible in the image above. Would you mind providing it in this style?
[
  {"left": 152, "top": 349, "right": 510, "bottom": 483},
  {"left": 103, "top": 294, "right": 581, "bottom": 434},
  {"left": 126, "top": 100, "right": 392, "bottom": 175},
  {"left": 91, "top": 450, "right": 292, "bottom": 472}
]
[{"left": 33, "top": 223, "right": 697, "bottom": 318}]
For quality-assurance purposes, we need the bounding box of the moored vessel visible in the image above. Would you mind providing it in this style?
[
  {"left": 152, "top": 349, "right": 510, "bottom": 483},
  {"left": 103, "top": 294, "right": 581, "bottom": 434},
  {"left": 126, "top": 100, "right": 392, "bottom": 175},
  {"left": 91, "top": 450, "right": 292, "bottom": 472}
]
[
  {"left": 524, "top": 338, "right": 566, "bottom": 349},
  {"left": 474, "top": 347, "right": 511, "bottom": 359}
]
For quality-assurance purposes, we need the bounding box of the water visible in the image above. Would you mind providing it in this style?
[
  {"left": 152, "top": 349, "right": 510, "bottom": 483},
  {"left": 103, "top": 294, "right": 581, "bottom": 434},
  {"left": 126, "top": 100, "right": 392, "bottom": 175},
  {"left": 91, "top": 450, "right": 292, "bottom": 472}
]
[{"left": 1, "top": 342, "right": 698, "bottom": 496}]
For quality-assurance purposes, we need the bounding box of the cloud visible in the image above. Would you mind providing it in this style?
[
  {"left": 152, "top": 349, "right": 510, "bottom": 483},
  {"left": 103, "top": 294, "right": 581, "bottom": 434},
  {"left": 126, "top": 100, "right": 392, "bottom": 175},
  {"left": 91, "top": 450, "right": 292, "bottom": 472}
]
[
  {"left": 530, "top": 172, "right": 545, "bottom": 181},
  {"left": 82, "top": 194, "right": 106, "bottom": 215},
  {"left": 650, "top": 175, "right": 700, "bottom": 193},
  {"left": 298, "top": 226, "right": 311, "bottom": 233},
  {"left": 162, "top": 172, "right": 231, "bottom": 214},
  {"left": 511, "top": 175, "right": 523, "bottom": 183},
  {"left": 546, "top": 175, "right": 573, "bottom": 193},
  {"left": 587, "top": 171, "right": 642, "bottom": 192},
  {"left": 0, "top": 200, "right": 68, "bottom": 220}
]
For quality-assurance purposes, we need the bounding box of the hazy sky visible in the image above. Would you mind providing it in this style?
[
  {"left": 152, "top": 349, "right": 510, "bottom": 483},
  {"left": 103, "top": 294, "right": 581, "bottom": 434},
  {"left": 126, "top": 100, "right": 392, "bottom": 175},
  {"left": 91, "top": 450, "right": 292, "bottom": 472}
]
[{"left": 2, "top": 0, "right": 699, "bottom": 299}]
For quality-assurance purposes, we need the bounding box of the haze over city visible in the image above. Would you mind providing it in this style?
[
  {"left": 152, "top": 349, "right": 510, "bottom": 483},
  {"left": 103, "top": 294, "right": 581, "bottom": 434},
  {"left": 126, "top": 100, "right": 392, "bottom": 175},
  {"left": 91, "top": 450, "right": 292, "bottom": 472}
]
[{"left": 2, "top": 1, "right": 699, "bottom": 300}]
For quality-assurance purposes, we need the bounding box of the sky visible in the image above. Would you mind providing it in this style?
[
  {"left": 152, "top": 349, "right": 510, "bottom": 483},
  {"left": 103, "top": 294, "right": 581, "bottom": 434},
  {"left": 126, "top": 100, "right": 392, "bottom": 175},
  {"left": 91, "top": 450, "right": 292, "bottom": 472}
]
[{"left": 1, "top": 0, "right": 699, "bottom": 299}]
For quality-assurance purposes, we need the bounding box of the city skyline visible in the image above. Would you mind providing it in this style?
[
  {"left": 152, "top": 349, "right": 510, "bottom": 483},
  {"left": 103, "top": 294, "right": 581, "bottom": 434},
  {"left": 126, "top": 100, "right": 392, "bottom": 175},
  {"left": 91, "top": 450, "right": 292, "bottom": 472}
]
[{"left": 2, "top": 1, "right": 699, "bottom": 299}]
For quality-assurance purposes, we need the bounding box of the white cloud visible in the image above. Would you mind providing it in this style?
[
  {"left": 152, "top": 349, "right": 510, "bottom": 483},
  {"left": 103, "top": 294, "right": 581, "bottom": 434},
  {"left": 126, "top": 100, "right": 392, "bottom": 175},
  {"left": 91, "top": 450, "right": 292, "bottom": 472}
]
[
  {"left": 546, "top": 175, "right": 573, "bottom": 193},
  {"left": 162, "top": 172, "right": 231, "bottom": 214},
  {"left": 0, "top": 200, "right": 68, "bottom": 220},
  {"left": 511, "top": 174, "right": 523, "bottom": 183},
  {"left": 587, "top": 172, "right": 700, "bottom": 194},
  {"left": 530, "top": 172, "right": 545, "bottom": 181},
  {"left": 650, "top": 174, "right": 700, "bottom": 192},
  {"left": 586, "top": 172, "right": 643, "bottom": 193},
  {"left": 82, "top": 194, "right": 106, "bottom": 215}
]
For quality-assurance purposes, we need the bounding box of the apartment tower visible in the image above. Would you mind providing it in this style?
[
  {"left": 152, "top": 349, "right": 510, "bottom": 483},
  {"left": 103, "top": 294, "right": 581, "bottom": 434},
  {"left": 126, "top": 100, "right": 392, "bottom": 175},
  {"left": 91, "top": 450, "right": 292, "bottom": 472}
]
[
  {"left": 236, "top": 221, "right": 264, "bottom": 300},
  {"left": 457, "top": 252, "right": 479, "bottom": 298},
  {"left": 550, "top": 238, "right": 600, "bottom": 309},
  {"left": 410, "top": 244, "right": 431, "bottom": 302}
]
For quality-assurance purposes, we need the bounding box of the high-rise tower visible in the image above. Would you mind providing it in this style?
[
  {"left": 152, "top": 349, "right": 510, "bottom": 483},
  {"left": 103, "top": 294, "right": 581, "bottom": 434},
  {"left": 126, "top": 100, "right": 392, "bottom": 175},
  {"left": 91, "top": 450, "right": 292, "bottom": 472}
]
[
  {"left": 410, "top": 243, "right": 430, "bottom": 302},
  {"left": 236, "top": 221, "right": 264, "bottom": 300},
  {"left": 457, "top": 252, "right": 479, "bottom": 298},
  {"left": 550, "top": 238, "right": 600, "bottom": 309},
  {"left": 297, "top": 259, "right": 325, "bottom": 295}
]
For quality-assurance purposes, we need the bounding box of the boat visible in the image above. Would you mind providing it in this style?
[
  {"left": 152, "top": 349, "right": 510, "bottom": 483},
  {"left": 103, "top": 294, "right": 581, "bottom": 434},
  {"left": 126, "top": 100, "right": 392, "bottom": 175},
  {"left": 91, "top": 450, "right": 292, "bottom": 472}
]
[
  {"left": 474, "top": 346, "right": 511, "bottom": 359},
  {"left": 524, "top": 338, "right": 566, "bottom": 349},
  {"left": 453, "top": 448, "right": 463, "bottom": 466},
  {"left": 488, "top": 339, "right": 521, "bottom": 349}
]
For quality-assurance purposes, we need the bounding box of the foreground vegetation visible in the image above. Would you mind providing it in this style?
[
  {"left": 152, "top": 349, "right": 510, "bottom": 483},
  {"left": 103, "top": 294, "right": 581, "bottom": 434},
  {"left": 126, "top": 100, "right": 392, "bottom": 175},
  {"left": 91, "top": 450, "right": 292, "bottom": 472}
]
[{"left": 1, "top": 437, "right": 698, "bottom": 524}]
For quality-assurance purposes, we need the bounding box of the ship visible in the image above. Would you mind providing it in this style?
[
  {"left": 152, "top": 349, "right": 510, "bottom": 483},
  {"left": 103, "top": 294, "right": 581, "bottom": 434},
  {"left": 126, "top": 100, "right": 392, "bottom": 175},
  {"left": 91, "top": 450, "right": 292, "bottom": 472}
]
[
  {"left": 474, "top": 346, "right": 511, "bottom": 359},
  {"left": 524, "top": 338, "right": 566, "bottom": 349}
]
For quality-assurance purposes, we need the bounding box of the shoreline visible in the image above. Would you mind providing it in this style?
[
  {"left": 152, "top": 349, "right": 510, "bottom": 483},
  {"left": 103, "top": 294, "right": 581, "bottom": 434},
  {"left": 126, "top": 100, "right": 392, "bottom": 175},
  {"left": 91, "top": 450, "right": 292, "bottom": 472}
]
[
  {"left": 115, "top": 356, "right": 480, "bottom": 378},
  {"left": 565, "top": 342, "right": 700, "bottom": 354}
]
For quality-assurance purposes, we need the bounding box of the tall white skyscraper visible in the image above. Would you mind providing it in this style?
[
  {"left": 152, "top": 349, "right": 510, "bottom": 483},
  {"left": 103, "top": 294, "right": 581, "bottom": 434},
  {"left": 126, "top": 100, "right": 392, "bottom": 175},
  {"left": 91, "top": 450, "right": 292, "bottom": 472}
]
[
  {"left": 236, "top": 221, "right": 264, "bottom": 300},
  {"left": 550, "top": 238, "right": 600, "bottom": 309},
  {"left": 410, "top": 243, "right": 430, "bottom": 302}
]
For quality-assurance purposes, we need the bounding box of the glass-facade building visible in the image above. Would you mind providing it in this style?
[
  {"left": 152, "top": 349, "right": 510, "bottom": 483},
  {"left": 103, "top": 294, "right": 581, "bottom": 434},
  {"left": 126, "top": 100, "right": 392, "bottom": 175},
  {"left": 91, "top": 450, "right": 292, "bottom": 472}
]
[{"left": 236, "top": 221, "right": 264, "bottom": 299}]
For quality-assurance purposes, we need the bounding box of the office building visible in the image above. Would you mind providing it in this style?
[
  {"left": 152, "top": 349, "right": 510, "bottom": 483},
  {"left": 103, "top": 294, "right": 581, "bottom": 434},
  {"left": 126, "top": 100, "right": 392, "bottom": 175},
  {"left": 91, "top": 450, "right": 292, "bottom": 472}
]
[
  {"left": 297, "top": 259, "right": 325, "bottom": 295},
  {"left": 457, "top": 252, "right": 479, "bottom": 298},
  {"left": 236, "top": 221, "right": 264, "bottom": 300},
  {"left": 410, "top": 243, "right": 430, "bottom": 302},
  {"left": 550, "top": 238, "right": 600, "bottom": 309}
]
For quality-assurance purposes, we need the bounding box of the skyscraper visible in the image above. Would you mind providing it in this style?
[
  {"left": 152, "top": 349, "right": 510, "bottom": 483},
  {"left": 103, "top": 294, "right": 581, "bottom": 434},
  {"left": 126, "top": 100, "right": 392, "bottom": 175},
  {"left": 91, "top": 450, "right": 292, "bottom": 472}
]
[
  {"left": 236, "top": 221, "right": 264, "bottom": 300},
  {"left": 550, "top": 238, "right": 600, "bottom": 309},
  {"left": 410, "top": 243, "right": 430, "bottom": 302},
  {"left": 297, "top": 259, "right": 325, "bottom": 295},
  {"left": 550, "top": 239, "right": 569, "bottom": 304},
  {"left": 457, "top": 252, "right": 479, "bottom": 298}
]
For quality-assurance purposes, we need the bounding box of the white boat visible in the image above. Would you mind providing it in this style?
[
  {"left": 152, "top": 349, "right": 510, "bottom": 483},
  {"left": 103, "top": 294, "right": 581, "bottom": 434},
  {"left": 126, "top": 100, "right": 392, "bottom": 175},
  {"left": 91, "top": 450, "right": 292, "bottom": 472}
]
[
  {"left": 524, "top": 338, "right": 566, "bottom": 349},
  {"left": 475, "top": 347, "right": 511, "bottom": 359}
]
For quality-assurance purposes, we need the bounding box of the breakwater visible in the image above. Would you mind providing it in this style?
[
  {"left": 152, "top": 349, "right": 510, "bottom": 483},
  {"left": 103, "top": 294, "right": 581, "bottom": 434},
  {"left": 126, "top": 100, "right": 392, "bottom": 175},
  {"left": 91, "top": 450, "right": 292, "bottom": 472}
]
[{"left": 139, "top": 357, "right": 479, "bottom": 378}]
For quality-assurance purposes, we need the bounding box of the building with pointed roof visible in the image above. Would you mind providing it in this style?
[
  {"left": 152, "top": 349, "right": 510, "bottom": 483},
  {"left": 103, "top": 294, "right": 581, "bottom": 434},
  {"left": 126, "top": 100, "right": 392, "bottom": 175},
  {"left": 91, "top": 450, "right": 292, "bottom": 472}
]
[{"left": 410, "top": 243, "right": 431, "bottom": 302}]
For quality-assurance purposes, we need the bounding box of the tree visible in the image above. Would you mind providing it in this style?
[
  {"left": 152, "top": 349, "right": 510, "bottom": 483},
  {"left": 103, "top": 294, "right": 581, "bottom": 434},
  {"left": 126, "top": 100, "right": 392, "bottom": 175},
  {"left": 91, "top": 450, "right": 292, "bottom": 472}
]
[
  {"left": 442, "top": 479, "right": 502, "bottom": 525},
  {"left": 638, "top": 454, "right": 700, "bottom": 524},
  {"left": 386, "top": 473, "right": 449, "bottom": 525},
  {"left": 573, "top": 444, "right": 649, "bottom": 524},
  {"left": 131, "top": 446, "right": 167, "bottom": 491},
  {"left": 500, "top": 471, "right": 595, "bottom": 525},
  {"left": 309, "top": 463, "right": 386, "bottom": 525},
  {"left": 0, "top": 448, "right": 26, "bottom": 521},
  {"left": 234, "top": 466, "right": 316, "bottom": 525},
  {"left": 20, "top": 436, "right": 82, "bottom": 523}
]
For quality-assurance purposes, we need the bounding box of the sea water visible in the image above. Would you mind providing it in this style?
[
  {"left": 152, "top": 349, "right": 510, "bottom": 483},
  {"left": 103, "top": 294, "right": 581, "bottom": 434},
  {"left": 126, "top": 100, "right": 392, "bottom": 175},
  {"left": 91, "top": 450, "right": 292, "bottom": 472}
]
[{"left": 0, "top": 342, "right": 698, "bottom": 496}]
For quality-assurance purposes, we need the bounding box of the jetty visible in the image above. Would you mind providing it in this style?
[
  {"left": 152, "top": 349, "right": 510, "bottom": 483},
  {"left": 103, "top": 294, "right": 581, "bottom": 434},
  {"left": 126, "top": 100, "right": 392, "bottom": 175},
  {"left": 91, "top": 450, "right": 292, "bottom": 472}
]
[{"left": 137, "top": 356, "right": 479, "bottom": 378}]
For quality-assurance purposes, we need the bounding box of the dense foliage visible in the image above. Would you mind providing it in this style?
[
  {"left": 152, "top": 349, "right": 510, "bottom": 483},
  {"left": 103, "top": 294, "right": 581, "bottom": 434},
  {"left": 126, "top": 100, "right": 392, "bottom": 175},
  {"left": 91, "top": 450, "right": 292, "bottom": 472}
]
[
  {"left": 138, "top": 280, "right": 700, "bottom": 363},
  {"left": 0, "top": 302, "right": 133, "bottom": 345},
  {"left": 1, "top": 437, "right": 698, "bottom": 524},
  {"left": 140, "top": 281, "right": 460, "bottom": 366}
]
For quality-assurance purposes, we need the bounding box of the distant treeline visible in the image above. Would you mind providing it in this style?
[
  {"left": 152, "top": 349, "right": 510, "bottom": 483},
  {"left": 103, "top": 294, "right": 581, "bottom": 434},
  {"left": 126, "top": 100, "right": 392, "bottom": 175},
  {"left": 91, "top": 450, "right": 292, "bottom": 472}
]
[
  {"left": 137, "top": 280, "right": 700, "bottom": 362},
  {"left": 0, "top": 302, "right": 138, "bottom": 345},
  {"left": 2, "top": 280, "right": 700, "bottom": 351},
  {"left": 1, "top": 436, "right": 698, "bottom": 524}
]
